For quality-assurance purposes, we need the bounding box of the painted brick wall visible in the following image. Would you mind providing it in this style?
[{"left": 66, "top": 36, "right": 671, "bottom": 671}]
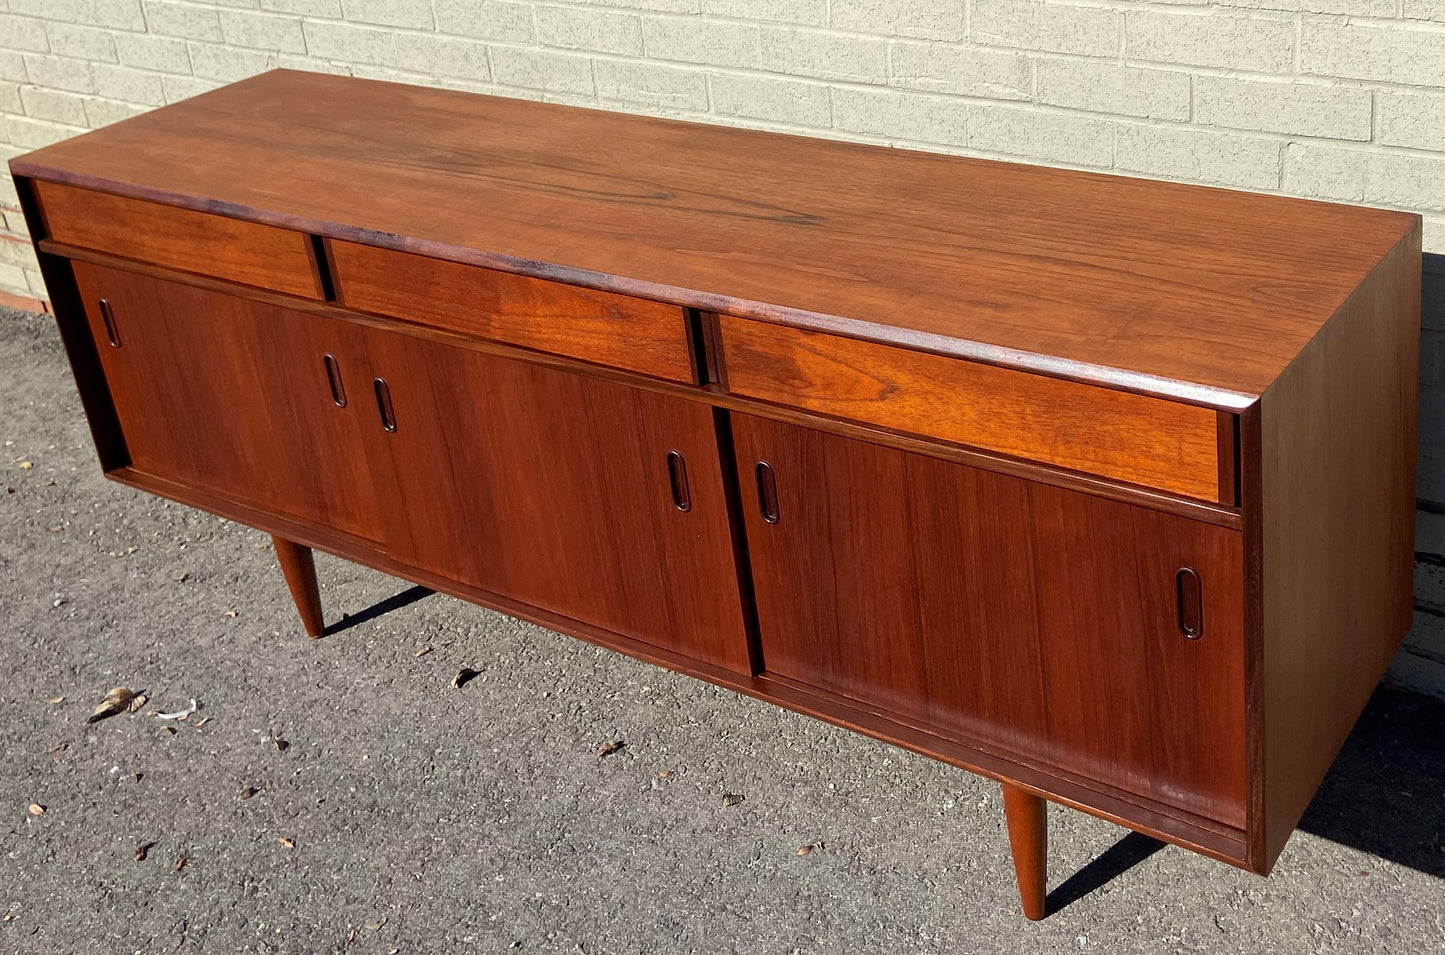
[{"left": 2, "top": 1, "right": 1445, "bottom": 696}]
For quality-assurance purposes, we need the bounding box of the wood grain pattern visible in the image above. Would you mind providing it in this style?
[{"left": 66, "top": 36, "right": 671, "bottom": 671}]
[
  {"left": 1257, "top": 223, "right": 1421, "bottom": 870},
  {"left": 10, "top": 70, "right": 1418, "bottom": 404},
  {"left": 273, "top": 536, "right": 325, "bottom": 638},
  {"left": 1003, "top": 785, "right": 1049, "bottom": 921},
  {"left": 35, "top": 180, "right": 321, "bottom": 299},
  {"left": 732, "top": 413, "right": 1248, "bottom": 827},
  {"left": 357, "top": 324, "right": 752, "bottom": 673},
  {"left": 105, "top": 461, "right": 1252, "bottom": 869},
  {"left": 721, "top": 317, "right": 1223, "bottom": 501},
  {"left": 330, "top": 240, "right": 694, "bottom": 382},
  {"left": 71, "top": 263, "right": 385, "bottom": 541}
]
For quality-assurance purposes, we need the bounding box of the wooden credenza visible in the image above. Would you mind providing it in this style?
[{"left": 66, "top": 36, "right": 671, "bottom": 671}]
[{"left": 11, "top": 70, "right": 1420, "bottom": 919}]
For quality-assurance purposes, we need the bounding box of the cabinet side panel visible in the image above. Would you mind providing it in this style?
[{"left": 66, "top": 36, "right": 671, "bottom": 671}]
[{"left": 1261, "top": 223, "right": 1421, "bottom": 868}]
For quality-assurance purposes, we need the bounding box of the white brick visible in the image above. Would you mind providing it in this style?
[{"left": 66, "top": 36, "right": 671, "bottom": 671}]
[
  {"left": 490, "top": 46, "right": 595, "bottom": 96},
  {"left": 831, "top": 0, "right": 965, "bottom": 42},
  {"left": 395, "top": 34, "right": 491, "bottom": 82},
  {"left": 1218, "top": 0, "right": 1393, "bottom": 12},
  {"left": 0, "top": 15, "right": 49, "bottom": 54},
  {"left": 1286, "top": 142, "right": 1445, "bottom": 214},
  {"left": 587, "top": 0, "right": 699, "bottom": 11},
  {"left": 7, "top": 115, "right": 83, "bottom": 149},
  {"left": 644, "top": 18, "right": 764, "bottom": 69},
  {"left": 93, "top": 63, "right": 166, "bottom": 105},
  {"left": 11, "top": 0, "right": 143, "bottom": 31},
  {"left": 23, "top": 55, "right": 93, "bottom": 93},
  {"left": 971, "top": 105, "right": 1113, "bottom": 167},
  {"left": 143, "top": 1, "right": 224, "bottom": 42},
  {"left": 20, "top": 86, "right": 87, "bottom": 126},
  {"left": 0, "top": 260, "right": 27, "bottom": 293},
  {"left": 341, "top": 0, "right": 434, "bottom": 30},
  {"left": 596, "top": 59, "right": 708, "bottom": 110},
  {"left": 0, "top": 83, "right": 20, "bottom": 115},
  {"left": 302, "top": 21, "right": 396, "bottom": 66},
  {"left": 84, "top": 97, "right": 146, "bottom": 127},
  {"left": 701, "top": 0, "right": 825, "bottom": 25},
  {"left": 1117, "top": 124, "right": 1282, "bottom": 191},
  {"left": 710, "top": 71, "right": 829, "bottom": 126},
  {"left": 0, "top": 53, "right": 27, "bottom": 84},
  {"left": 832, "top": 86, "right": 967, "bottom": 147},
  {"left": 971, "top": 0, "right": 1120, "bottom": 58},
  {"left": 1127, "top": 11, "right": 1294, "bottom": 73},
  {"left": 433, "top": 0, "right": 535, "bottom": 43},
  {"left": 262, "top": 0, "right": 340, "bottom": 14},
  {"left": 1380, "top": 91, "right": 1445, "bottom": 153},
  {"left": 189, "top": 43, "right": 275, "bottom": 82},
  {"left": 1194, "top": 76, "right": 1371, "bottom": 141},
  {"left": 890, "top": 41, "right": 1029, "bottom": 101},
  {"left": 46, "top": 23, "right": 117, "bottom": 63},
  {"left": 115, "top": 33, "right": 191, "bottom": 74},
  {"left": 275, "top": 55, "right": 354, "bottom": 75},
  {"left": 1036, "top": 58, "right": 1189, "bottom": 121},
  {"left": 1404, "top": 0, "right": 1445, "bottom": 19},
  {"left": 1302, "top": 21, "right": 1445, "bottom": 88},
  {"left": 537, "top": 7, "right": 644, "bottom": 57},
  {"left": 219, "top": 11, "right": 306, "bottom": 53},
  {"left": 162, "top": 74, "right": 221, "bottom": 104},
  {"left": 759, "top": 27, "right": 888, "bottom": 82}
]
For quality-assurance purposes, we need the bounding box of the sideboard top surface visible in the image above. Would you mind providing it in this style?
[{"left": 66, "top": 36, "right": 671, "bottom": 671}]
[{"left": 11, "top": 69, "right": 1418, "bottom": 405}]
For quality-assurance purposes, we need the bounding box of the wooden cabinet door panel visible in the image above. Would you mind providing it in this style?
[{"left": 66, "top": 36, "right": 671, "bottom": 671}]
[
  {"left": 72, "top": 263, "right": 384, "bottom": 542},
  {"left": 733, "top": 413, "right": 1247, "bottom": 827},
  {"left": 359, "top": 329, "right": 751, "bottom": 673}
]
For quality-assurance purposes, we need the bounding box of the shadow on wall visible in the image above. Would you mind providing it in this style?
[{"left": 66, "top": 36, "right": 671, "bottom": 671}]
[{"left": 1397, "top": 252, "right": 1445, "bottom": 699}]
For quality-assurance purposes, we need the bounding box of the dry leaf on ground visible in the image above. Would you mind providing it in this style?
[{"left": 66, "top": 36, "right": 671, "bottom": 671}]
[
  {"left": 87, "top": 687, "right": 143, "bottom": 724},
  {"left": 277, "top": 837, "right": 295, "bottom": 849},
  {"left": 596, "top": 740, "right": 624, "bottom": 757},
  {"left": 365, "top": 918, "right": 387, "bottom": 931},
  {"left": 27, "top": 804, "right": 45, "bottom": 816},
  {"left": 46, "top": 696, "right": 63, "bottom": 705},
  {"left": 451, "top": 668, "right": 479, "bottom": 689},
  {"left": 414, "top": 647, "right": 432, "bottom": 658},
  {"left": 272, "top": 737, "right": 289, "bottom": 752},
  {"left": 134, "top": 842, "right": 155, "bottom": 862},
  {"left": 797, "top": 842, "right": 824, "bottom": 856},
  {"left": 657, "top": 770, "right": 673, "bottom": 780},
  {"left": 46, "top": 525, "right": 62, "bottom": 533},
  {"left": 723, "top": 793, "right": 745, "bottom": 807},
  {"left": 222, "top": 609, "right": 238, "bottom": 618},
  {"left": 173, "top": 572, "right": 189, "bottom": 583},
  {"left": 237, "top": 787, "right": 259, "bottom": 801},
  {"left": 174, "top": 856, "right": 187, "bottom": 871},
  {"left": 18, "top": 461, "right": 32, "bottom": 470},
  {"left": 156, "top": 699, "right": 197, "bottom": 720}
]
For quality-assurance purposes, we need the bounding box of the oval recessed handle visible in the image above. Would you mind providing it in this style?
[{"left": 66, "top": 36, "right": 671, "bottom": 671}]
[
  {"left": 323, "top": 354, "right": 346, "bottom": 407},
  {"left": 755, "top": 461, "right": 779, "bottom": 524},
  {"left": 666, "top": 450, "right": 691, "bottom": 512},
  {"left": 1176, "top": 566, "right": 1203, "bottom": 639},
  {"left": 98, "top": 298, "right": 120, "bottom": 347},
  {"left": 373, "top": 377, "right": 396, "bottom": 433}
]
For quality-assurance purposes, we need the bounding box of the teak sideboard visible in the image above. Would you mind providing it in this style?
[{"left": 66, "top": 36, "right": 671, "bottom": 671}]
[{"left": 11, "top": 70, "right": 1420, "bottom": 919}]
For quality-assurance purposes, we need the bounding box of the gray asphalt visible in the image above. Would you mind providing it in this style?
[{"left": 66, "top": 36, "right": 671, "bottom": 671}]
[{"left": 2, "top": 305, "right": 1443, "bottom": 954}]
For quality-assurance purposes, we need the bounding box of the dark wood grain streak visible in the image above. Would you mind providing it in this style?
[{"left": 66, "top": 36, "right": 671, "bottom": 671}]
[
  {"left": 37, "top": 243, "right": 1244, "bottom": 529},
  {"left": 10, "top": 70, "right": 1416, "bottom": 405},
  {"left": 1258, "top": 224, "right": 1421, "bottom": 869}
]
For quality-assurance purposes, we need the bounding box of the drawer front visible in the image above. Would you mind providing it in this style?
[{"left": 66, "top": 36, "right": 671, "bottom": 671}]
[
  {"left": 720, "top": 317, "right": 1224, "bottom": 502},
  {"left": 35, "top": 180, "right": 323, "bottom": 299},
  {"left": 330, "top": 241, "right": 695, "bottom": 383}
]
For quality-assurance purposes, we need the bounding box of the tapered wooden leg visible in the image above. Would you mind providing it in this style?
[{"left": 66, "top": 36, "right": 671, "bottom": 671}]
[
  {"left": 1002, "top": 783, "right": 1048, "bottom": 921},
  {"left": 273, "top": 536, "right": 324, "bottom": 638}
]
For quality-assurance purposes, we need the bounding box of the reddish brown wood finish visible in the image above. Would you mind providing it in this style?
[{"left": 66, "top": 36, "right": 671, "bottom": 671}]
[
  {"left": 357, "top": 325, "right": 753, "bottom": 674},
  {"left": 273, "top": 536, "right": 324, "bottom": 638},
  {"left": 1256, "top": 224, "right": 1421, "bottom": 870},
  {"left": 70, "top": 263, "right": 385, "bottom": 542},
  {"left": 1002, "top": 785, "right": 1048, "bottom": 921},
  {"left": 11, "top": 70, "right": 1416, "bottom": 404},
  {"left": 330, "top": 240, "right": 695, "bottom": 382},
  {"left": 731, "top": 413, "right": 1248, "bottom": 828},
  {"left": 720, "top": 316, "right": 1224, "bottom": 501},
  {"left": 35, "top": 180, "right": 322, "bottom": 299}
]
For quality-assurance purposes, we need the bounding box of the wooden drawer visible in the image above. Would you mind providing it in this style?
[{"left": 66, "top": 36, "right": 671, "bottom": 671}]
[
  {"left": 35, "top": 180, "right": 324, "bottom": 299},
  {"left": 719, "top": 317, "right": 1227, "bottom": 502},
  {"left": 329, "top": 241, "right": 695, "bottom": 383}
]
